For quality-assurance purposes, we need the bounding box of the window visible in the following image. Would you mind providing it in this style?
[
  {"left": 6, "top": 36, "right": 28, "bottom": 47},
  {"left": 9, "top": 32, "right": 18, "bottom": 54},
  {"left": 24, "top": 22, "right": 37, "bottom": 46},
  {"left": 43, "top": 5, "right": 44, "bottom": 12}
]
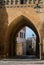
[
  {"left": 24, "top": 33, "right": 25, "bottom": 38},
  {"left": 20, "top": 32, "right": 23, "bottom": 38},
  {"left": 22, "top": 32, "right": 23, "bottom": 38},
  {"left": 20, "top": 32, "right": 21, "bottom": 38},
  {"left": 20, "top": 32, "right": 25, "bottom": 38}
]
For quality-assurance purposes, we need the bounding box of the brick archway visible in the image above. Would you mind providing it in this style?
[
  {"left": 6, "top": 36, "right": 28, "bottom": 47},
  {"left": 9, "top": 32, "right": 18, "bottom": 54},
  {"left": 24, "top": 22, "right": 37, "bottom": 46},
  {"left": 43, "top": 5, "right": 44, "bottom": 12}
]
[{"left": 5, "top": 15, "right": 41, "bottom": 59}]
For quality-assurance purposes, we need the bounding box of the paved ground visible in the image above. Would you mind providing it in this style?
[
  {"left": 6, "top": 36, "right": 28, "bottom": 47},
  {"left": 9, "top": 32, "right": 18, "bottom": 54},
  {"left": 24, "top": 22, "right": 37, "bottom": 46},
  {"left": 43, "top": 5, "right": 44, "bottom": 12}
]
[
  {"left": 0, "top": 60, "right": 44, "bottom": 65},
  {"left": 0, "top": 55, "right": 44, "bottom": 65}
]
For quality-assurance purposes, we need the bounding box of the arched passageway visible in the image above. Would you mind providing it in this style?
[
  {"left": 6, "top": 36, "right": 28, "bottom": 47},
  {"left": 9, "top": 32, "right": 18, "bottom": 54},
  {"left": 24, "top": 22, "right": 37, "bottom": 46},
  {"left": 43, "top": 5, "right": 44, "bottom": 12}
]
[{"left": 5, "top": 15, "right": 41, "bottom": 59}]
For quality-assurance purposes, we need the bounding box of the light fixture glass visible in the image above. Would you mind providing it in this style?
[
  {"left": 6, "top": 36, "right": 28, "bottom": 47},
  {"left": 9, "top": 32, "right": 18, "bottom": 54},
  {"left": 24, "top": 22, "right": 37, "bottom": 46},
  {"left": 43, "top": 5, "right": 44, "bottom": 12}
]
[{"left": 34, "top": 4, "right": 41, "bottom": 13}]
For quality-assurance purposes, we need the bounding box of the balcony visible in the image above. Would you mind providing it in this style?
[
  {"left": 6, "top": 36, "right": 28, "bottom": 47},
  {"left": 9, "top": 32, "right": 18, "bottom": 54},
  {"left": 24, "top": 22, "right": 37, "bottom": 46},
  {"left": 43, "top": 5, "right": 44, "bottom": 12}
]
[
  {"left": 0, "top": 0, "right": 43, "bottom": 8},
  {"left": 0, "top": 4, "right": 43, "bottom": 8}
]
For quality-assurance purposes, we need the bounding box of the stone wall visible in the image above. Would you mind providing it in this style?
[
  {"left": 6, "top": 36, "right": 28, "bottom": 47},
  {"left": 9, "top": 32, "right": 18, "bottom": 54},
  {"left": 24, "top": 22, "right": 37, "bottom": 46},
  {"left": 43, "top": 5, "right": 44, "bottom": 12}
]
[{"left": 0, "top": 4, "right": 44, "bottom": 59}]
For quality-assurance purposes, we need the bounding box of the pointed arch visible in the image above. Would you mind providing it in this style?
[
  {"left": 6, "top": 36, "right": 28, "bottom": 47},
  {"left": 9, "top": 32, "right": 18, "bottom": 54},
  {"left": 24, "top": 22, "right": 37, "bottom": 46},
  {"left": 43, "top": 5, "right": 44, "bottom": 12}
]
[
  {"left": 6, "top": 15, "right": 40, "bottom": 43},
  {"left": 4, "top": 15, "right": 41, "bottom": 59}
]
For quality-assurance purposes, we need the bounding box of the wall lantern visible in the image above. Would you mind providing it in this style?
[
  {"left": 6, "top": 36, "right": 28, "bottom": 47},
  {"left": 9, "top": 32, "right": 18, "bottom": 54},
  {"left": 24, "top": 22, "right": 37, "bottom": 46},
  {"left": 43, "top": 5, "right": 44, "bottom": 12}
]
[{"left": 34, "top": 4, "right": 41, "bottom": 13}]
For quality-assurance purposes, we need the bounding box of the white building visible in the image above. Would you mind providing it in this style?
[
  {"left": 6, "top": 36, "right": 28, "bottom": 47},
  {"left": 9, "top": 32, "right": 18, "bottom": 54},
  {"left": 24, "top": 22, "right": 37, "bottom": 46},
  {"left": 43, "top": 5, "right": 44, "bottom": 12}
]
[{"left": 16, "top": 27, "right": 26, "bottom": 55}]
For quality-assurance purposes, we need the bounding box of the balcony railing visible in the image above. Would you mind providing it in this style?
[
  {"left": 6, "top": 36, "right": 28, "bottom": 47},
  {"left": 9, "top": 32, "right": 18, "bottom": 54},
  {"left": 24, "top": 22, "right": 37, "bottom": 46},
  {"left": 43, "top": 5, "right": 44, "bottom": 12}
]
[
  {"left": 0, "top": 4, "right": 43, "bottom": 8},
  {"left": 0, "top": 0, "right": 43, "bottom": 5},
  {"left": 0, "top": 0, "right": 43, "bottom": 8}
]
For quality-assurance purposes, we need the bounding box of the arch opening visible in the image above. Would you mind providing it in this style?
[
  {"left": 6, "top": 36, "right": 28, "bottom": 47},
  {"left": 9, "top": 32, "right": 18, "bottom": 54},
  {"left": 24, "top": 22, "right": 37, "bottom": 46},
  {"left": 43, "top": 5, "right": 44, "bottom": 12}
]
[{"left": 6, "top": 15, "right": 40, "bottom": 59}]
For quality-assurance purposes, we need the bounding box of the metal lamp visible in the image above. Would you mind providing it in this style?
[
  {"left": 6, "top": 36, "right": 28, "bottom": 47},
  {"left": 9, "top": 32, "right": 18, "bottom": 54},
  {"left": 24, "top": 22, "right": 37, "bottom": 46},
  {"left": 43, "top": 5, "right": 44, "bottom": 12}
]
[{"left": 34, "top": 4, "right": 41, "bottom": 13}]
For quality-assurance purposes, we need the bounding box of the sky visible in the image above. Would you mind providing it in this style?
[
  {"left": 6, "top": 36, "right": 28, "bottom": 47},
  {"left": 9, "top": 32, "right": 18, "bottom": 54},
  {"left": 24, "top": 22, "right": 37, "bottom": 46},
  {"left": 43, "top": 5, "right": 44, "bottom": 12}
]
[{"left": 26, "top": 27, "right": 36, "bottom": 39}]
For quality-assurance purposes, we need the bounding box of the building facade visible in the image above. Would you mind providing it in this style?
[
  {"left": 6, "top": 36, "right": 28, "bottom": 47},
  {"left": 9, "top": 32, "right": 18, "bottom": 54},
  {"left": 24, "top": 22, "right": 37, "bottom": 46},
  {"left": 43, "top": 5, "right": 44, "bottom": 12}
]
[
  {"left": 16, "top": 27, "right": 26, "bottom": 55},
  {"left": 26, "top": 37, "right": 36, "bottom": 55},
  {"left": 0, "top": 0, "right": 44, "bottom": 59}
]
